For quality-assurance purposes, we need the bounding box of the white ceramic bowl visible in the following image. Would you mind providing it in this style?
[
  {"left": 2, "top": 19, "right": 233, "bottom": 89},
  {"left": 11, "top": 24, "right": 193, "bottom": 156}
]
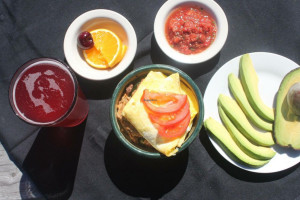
[
  {"left": 64, "top": 9, "right": 137, "bottom": 81},
  {"left": 154, "top": 0, "right": 228, "bottom": 64}
]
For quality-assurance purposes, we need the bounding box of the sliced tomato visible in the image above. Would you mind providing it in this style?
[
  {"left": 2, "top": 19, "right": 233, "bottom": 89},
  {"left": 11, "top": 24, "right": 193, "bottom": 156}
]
[
  {"left": 141, "top": 89, "right": 187, "bottom": 114},
  {"left": 156, "top": 111, "right": 191, "bottom": 138},
  {"left": 148, "top": 101, "right": 190, "bottom": 126}
]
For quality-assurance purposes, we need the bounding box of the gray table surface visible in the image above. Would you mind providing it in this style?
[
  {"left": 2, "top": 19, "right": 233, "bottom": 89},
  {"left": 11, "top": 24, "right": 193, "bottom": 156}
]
[{"left": 0, "top": 143, "right": 42, "bottom": 200}]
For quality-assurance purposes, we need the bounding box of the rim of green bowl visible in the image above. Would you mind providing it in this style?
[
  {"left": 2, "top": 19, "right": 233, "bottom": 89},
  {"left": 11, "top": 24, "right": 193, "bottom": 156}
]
[{"left": 110, "top": 64, "right": 204, "bottom": 158}]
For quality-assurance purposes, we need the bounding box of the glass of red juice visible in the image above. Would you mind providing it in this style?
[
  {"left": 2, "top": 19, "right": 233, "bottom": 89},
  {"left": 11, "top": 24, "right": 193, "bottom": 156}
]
[{"left": 9, "top": 58, "right": 89, "bottom": 127}]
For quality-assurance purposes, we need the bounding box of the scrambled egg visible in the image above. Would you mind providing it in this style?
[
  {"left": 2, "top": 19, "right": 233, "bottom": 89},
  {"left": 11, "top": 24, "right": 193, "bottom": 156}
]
[{"left": 122, "top": 71, "right": 198, "bottom": 156}]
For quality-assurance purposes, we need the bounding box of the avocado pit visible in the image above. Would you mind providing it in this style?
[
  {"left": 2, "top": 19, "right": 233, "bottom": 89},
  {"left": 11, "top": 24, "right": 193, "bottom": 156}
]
[{"left": 287, "top": 82, "right": 300, "bottom": 116}]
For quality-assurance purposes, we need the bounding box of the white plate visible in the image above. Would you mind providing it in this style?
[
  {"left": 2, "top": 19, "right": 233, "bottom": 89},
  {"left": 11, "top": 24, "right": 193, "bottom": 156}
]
[
  {"left": 64, "top": 9, "right": 137, "bottom": 81},
  {"left": 204, "top": 52, "right": 300, "bottom": 173}
]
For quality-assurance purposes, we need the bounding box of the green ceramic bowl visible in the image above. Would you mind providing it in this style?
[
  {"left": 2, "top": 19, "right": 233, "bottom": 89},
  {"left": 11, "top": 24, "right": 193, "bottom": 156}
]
[{"left": 110, "top": 64, "right": 204, "bottom": 158}]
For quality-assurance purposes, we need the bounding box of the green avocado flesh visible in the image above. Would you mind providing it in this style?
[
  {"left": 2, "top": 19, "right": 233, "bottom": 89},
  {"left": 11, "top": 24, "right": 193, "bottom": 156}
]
[
  {"left": 218, "top": 94, "right": 275, "bottom": 146},
  {"left": 239, "top": 54, "right": 274, "bottom": 122},
  {"left": 218, "top": 105, "right": 275, "bottom": 160},
  {"left": 274, "top": 68, "right": 300, "bottom": 149},
  {"left": 228, "top": 73, "right": 273, "bottom": 131},
  {"left": 204, "top": 117, "right": 270, "bottom": 167}
]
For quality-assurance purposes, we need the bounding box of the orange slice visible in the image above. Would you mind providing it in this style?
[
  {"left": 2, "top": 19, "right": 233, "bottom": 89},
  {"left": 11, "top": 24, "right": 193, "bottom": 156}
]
[
  {"left": 115, "top": 44, "right": 127, "bottom": 65},
  {"left": 93, "top": 29, "right": 122, "bottom": 67},
  {"left": 83, "top": 46, "right": 108, "bottom": 69},
  {"left": 83, "top": 29, "right": 127, "bottom": 69}
]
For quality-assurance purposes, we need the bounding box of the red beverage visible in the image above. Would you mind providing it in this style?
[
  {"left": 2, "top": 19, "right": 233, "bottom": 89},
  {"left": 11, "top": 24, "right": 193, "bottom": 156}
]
[{"left": 9, "top": 58, "right": 89, "bottom": 127}]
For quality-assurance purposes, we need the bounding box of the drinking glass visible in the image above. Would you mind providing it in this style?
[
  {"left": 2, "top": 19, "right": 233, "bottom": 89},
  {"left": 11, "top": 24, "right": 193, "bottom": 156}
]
[{"left": 9, "top": 58, "right": 89, "bottom": 127}]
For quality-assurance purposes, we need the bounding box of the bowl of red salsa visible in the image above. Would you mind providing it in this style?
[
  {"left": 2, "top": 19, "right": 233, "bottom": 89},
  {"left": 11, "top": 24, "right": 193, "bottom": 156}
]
[{"left": 154, "top": 0, "right": 228, "bottom": 64}]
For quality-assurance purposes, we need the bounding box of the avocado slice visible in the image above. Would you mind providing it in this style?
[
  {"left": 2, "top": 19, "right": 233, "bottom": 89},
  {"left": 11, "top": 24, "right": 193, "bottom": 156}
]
[
  {"left": 239, "top": 54, "right": 274, "bottom": 122},
  {"left": 218, "top": 94, "right": 275, "bottom": 146},
  {"left": 228, "top": 73, "right": 273, "bottom": 131},
  {"left": 218, "top": 105, "right": 276, "bottom": 160},
  {"left": 274, "top": 68, "right": 300, "bottom": 149},
  {"left": 204, "top": 117, "right": 270, "bottom": 167}
]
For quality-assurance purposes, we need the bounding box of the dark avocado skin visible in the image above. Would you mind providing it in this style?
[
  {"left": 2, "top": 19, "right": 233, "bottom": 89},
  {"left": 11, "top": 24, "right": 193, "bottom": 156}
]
[{"left": 274, "top": 67, "right": 300, "bottom": 149}]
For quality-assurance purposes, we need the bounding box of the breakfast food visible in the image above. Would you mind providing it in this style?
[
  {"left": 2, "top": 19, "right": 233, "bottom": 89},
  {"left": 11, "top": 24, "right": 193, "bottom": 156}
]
[
  {"left": 204, "top": 118, "right": 270, "bottom": 167},
  {"left": 165, "top": 5, "right": 217, "bottom": 55},
  {"left": 77, "top": 31, "right": 94, "bottom": 49},
  {"left": 116, "top": 82, "right": 154, "bottom": 151},
  {"left": 228, "top": 73, "right": 273, "bottom": 131},
  {"left": 79, "top": 29, "right": 127, "bottom": 69},
  {"left": 218, "top": 106, "right": 275, "bottom": 160},
  {"left": 218, "top": 94, "right": 274, "bottom": 147},
  {"left": 117, "top": 71, "right": 199, "bottom": 156},
  {"left": 204, "top": 53, "right": 277, "bottom": 167},
  {"left": 239, "top": 54, "right": 274, "bottom": 122},
  {"left": 274, "top": 68, "right": 300, "bottom": 149}
]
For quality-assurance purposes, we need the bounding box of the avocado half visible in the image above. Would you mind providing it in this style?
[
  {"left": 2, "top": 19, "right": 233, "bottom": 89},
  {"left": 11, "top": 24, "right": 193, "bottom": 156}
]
[{"left": 274, "top": 68, "right": 300, "bottom": 149}]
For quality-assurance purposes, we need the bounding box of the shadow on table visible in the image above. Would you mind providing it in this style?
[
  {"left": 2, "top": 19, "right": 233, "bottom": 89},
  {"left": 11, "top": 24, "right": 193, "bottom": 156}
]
[
  {"left": 200, "top": 128, "right": 300, "bottom": 182},
  {"left": 150, "top": 34, "right": 219, "bottom": 79},
  {"left": 104, "top": 131, "right": 188, "bottom": 199},
  {"left": 19, "top": 172, "right": 45, "bottom": 199},
  {"left": 21, "top": 119, "right": 87, "bottom": 200},
  {"left": 63, "top": 57, "right": 135, "bottom": 100}
]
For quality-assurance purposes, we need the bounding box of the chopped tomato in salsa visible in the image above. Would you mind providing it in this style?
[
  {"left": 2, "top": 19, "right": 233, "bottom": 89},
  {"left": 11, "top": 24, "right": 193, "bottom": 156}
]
[
  {"left": 141, "top": 89, "right": 191, "bottom": 138},
  {"left": 165, "top": 5, "right": 217, "bottom": 55}
]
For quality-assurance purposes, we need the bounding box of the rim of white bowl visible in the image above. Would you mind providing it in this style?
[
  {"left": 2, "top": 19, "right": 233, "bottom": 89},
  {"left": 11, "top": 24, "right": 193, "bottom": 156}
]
[
  {"left": 64, "top": 9, "right": 137, "bottom": 80},
  {"left": 154, "top": 0, "right": 228, "bottom": 64}
]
